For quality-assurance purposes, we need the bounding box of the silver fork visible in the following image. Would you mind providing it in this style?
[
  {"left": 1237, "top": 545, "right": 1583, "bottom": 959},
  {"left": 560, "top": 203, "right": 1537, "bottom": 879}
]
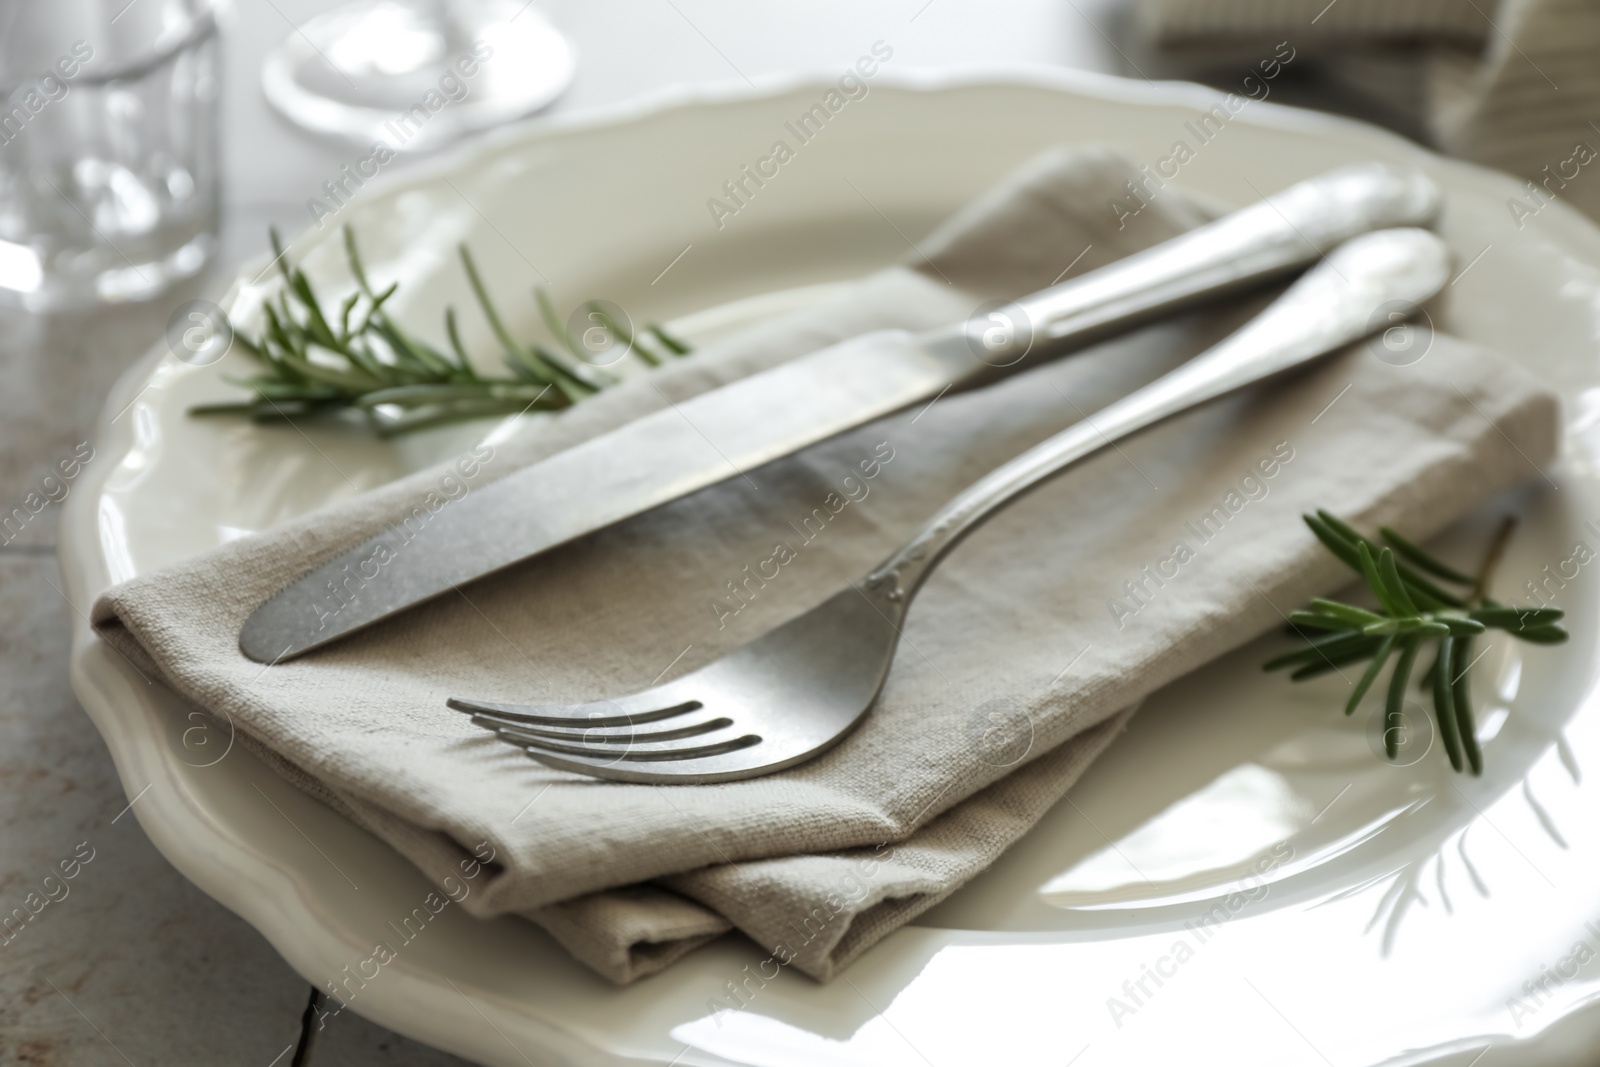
[{"left": 450, "top": 228, "right": 1451, "bottom": 783}]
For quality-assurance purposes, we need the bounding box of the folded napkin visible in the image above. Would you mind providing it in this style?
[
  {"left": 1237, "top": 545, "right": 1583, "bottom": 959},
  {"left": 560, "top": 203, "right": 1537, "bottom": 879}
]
[
  {"left": 1133, "top": 0, "right": 1600, "bottom": 221},
  {"left": 94, "top": 147, "right": 1558, "bottom": 985}
]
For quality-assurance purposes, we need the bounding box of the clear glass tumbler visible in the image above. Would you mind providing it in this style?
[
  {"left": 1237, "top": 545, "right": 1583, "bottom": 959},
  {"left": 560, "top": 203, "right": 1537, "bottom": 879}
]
[{"left": 0, "top": 0, "right": 221, "bottom": 311}]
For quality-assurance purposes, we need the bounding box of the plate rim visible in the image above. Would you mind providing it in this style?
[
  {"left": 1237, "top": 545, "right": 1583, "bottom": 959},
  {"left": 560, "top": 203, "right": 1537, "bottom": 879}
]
[{"left": 59, "top": 65, "right": 1600, "bottom": 1066}]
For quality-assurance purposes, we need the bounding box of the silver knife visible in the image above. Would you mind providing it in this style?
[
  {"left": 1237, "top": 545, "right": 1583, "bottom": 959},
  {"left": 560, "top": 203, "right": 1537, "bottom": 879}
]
[{"left": 240, "top": 163, "right": 1440, "bottom": 662}]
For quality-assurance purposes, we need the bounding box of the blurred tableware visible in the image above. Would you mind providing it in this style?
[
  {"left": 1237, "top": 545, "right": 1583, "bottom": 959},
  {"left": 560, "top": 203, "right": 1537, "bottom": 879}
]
[
  {"left": 260, "top": 0, "right": 574, "bottom": 153},
  {"left": 0, "top": 0, "right": 220, "bottom": 310}
]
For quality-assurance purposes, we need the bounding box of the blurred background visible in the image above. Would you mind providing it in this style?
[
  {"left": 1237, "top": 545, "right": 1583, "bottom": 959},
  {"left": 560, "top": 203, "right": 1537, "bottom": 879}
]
[{"left": 0, "top": 0, "right": 1589, "bottom": 1062}]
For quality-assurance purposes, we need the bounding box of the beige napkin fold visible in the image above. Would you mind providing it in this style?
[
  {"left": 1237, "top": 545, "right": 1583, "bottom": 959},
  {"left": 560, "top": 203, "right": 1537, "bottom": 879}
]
[
  {"left": 93, "top": 147, "right": 1558, "bottom": 985},
  {"left": 1134, "top": 0, "right": 1600, "bottom": 222}
]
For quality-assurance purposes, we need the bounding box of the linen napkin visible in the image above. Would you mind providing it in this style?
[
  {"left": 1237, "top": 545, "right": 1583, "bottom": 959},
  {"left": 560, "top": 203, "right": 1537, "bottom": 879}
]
[
  {"left": 93, "top": 147, "right": 1559, "bottom": 985},
  {"left": 1132, "top": 0, "right": 1600, "bottom": 221}
]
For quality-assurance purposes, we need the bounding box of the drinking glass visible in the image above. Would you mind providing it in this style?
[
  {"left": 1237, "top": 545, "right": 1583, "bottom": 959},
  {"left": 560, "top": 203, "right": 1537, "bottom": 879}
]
[
  {"left": 261, "top": 0, "right": 574, "bottom": 154},
  {"left": 0, "top": 0, "right": 221, "bottom": 311}
]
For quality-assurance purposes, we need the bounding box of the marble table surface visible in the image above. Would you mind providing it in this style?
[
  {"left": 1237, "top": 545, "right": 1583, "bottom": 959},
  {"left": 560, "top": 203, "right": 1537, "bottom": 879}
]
[{"left": 0, "top": 1, "right": 1122, "bottom": 1063}]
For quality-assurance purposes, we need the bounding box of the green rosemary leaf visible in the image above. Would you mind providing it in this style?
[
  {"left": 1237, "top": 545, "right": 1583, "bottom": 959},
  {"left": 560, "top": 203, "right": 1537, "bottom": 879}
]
[
  {"left": 290, "top": 269, "right": 341, "bottom": 352},
  {"left": 1263, "top": 631, "right": 1380, "bottom": 672},
  {"left": 1431, "top": 638, "right": 1465, "bottom": 772},
  {"left": 649, "top": 323, "right": 692, "bottom": 355},
  {"left": 339, "top": 340, "right": 396, "bottom": 387},
  {"left": 1304, "top": 513, "right": 1363, "bottom": 571},
  {"left": 1385, "top": 638, "right": 1423, "bottom": 760},
  {"left": 232, "top": 329, "right": 267, "bottom": 361},
  {"left": 337, "top": 291, "right": 360, "bottom": 343},
  {"left": 231, "top": 376, "right": 343, "bottom": 400},
  {"left": 372, "top": 319, "right": 456, "bottom": 379},
  {"left": 357, "top": 384, "right": 503, "bottom": 408},
  {"left": 269, "top": 227, "right": 294, "bottom": 288},
  {"left": 1318, "top": 510, "right": 1464, "bottom": 608},
  {"left": 1355, "top": 542, "right": 1406, "bottom": 617},
  {"left": 345, "top": 282, "right": 397, "bottom": 344},
  {"left": 343, "top": 225, "right": 373, "bottom": 295},
  {"left": 260, "top": 303, "right": 297, "bottom": 364},
  {"left": 633, "top": 339, "right": 664, "bottom": 368},
  {"left": 363, "top": 281, "right": 398, "bottom": 321},
  {"left": 1288, "top": 610, "right": 1357, "bottom": 632},
  {"left": 1289, "top": 648, "right": 1378, "bottom": 681},
  {"left": 586, "top": 302, "right": 658, "bottom": 367},
  {"left": 1360, "top": 617, "right": 1450, "bottom": 637},
  {"left": 533, "top": 290, "right": 615, "bottom": 392},
  {"left": 1280, "top": 639, "right": 1382, "bottom": 681},
  {"left": 1451, "top": 635, "right": 1483, "bottom": 775},
  {"left": 504, "top": 352, "right": 551, "bottom": 386},
  {"left": 213, "top": 395, "right": 327, "bottom": 421},
  {"left": 277, "top": 294, "right": 313, "bottom": 356},
  {"left": 589, "top": 301, "right": 632, "bottom": 345},
  {"left": 1345, "top": 633, "right": 1395, "bottom": 715},
  {"left": 1380, "top": 526, "right": 1475, "bottom": 585},
  {"left": 459, "top": 245, "right": 555, "bottom": 383},
  {"left": 1470, "top": 605, "right": 1564, "bottom": 630},
  {"left": 276, "top": 352, "right": 380, "bottom": 393},
  {"left": 1419, "top": 644, "right": 1439, "bottom": 689},
  {"left": 1376, "top": 546, "right": 1420, "bottom": 615},
  {"left": 1514, "top": 625, "right": 1570, "bottom": 645},
  {"left": 536, "top": 288, "right": 579, "bottom": 359},
  {"left": 443, "top": 308, "right": 474, "bottom": 375},
  {"left": 1311, "top": 510, "right": 1369, "bottom": 556},
  {"left": 1394, "top": 573, "right": 1454, "bottom": 613},
  {"left": 339, "top": 230, "right": 436, "bottom": 369},
  {"left": 1308, "top": 598, "right": 1385, "bottom": 626},
  {"left": 530, "top": 344, "right": 597, "bottom": 402}
]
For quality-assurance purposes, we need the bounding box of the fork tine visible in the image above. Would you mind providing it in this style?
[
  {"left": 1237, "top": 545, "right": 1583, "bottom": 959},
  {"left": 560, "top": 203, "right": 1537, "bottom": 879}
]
[
  {"left": 513, "top": 732, "right": 763, "bottom": 764},
  {"left": 446, "top": 696, "right": 701, "bottom": 728},
  {"left": 471, "top": 713, "right": 734, "bottom": 745},
  {"left": 514, "top": 745, "right": 748, "bottom": 784}
]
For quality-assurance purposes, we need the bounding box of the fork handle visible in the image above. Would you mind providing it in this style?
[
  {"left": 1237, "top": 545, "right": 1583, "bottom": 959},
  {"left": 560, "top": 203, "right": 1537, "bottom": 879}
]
[
  {"left": 861, "top": 228, "right": 1451, "bottom": 605},
  {"left": 963, "top": 162, "right": 1439, "bottom": 373}
]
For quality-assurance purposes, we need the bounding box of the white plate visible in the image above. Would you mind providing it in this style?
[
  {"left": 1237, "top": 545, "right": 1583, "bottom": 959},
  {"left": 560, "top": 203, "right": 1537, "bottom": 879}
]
[{"left": 62, "top": 68, "right": 1600, "bottom": 1066}]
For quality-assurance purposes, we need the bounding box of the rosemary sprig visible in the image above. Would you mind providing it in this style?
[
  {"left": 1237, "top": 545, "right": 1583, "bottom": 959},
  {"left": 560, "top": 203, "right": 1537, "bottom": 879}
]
[
  {"left": 1265, "top": 510, "right": 1567, "bottom": 774},
  {"left": 188, "top": 227, "right": 692, "bottom": 436}
]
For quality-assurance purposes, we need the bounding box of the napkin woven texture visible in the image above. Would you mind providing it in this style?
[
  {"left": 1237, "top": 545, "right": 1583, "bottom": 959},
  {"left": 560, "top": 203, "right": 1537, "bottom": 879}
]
[{"left": 93, "top": 147, "right": 1559, "bottom": 984}]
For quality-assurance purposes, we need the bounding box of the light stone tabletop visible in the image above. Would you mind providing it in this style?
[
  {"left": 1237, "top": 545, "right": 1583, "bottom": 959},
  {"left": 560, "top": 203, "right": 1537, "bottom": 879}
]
[{"left": 0, "top": 2, "right": 1121, "bottom": 1063}]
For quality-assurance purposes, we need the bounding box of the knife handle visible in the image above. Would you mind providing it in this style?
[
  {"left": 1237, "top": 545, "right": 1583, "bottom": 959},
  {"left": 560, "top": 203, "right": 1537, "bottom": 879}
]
[
  {"left": 952, "top": 163, "right": 1440, "bottom": 378},
  {"left": 864, "top": 227, "right": 1451, "bottom": 605}
]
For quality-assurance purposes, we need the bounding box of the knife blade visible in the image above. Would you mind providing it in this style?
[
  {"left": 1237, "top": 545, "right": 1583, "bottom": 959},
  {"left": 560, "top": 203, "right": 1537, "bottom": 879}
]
[{"left": 240, "top": 163, "right": 1440, "bottom": 662}]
